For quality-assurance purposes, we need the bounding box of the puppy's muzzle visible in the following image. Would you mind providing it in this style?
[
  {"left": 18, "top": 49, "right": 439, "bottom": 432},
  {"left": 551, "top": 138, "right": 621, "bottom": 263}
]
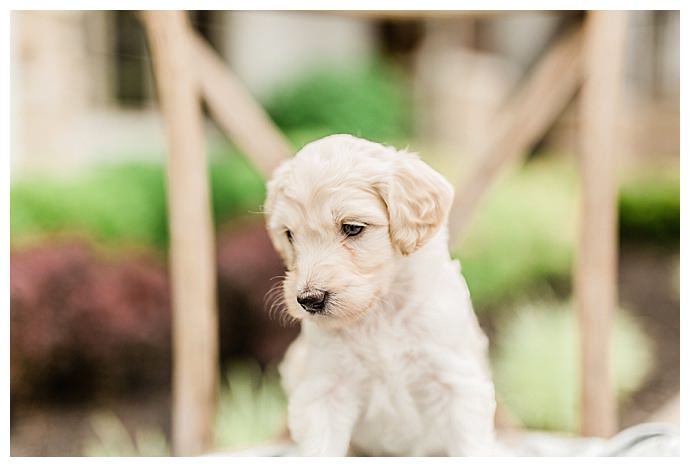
[{"left": 297, "top": 289, "right": 328, "bottom": 314}]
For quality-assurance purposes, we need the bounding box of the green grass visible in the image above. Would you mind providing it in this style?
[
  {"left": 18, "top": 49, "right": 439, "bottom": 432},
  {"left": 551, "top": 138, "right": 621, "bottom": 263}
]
[{"left": 491, "top": 301, "right": 652, "bottom": 432}]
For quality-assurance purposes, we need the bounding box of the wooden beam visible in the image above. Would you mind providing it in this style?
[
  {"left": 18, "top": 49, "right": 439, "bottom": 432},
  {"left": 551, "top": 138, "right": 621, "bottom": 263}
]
[
  {"left": 189, "top": 32, "right": 293, "bottom": 180},
  {"left": 141, "top": 11, "right": 218, "bottom": 456},
  {"left": 326, "top": 10, "right": 572, "bottom": 21},
  {"left": 576, "top": 10, "right": 628, "bottom": 438},
  {"left": 448, "top": 25, "right": 584, "bottom": 246}
]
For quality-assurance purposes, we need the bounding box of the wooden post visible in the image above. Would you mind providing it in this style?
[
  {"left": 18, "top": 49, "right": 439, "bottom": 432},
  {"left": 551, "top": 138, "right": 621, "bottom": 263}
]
[
  {"left": 448, "top": 25, "right": 584, "bottom": 245},
  {"left": 576, "top": 10, "right": 628, "bottom": 438},
  {"left": 141, "top": 11, "right": 218, "bottom": 456}
]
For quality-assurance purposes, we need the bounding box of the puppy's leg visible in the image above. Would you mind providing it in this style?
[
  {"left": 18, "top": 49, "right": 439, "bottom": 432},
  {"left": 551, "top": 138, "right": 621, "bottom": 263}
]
[
  {"left": 287, "top": 379, "right": 359, "bottom": 456},
  {"left": 443, "top": 377, "right": 496, "bottom": 456}
]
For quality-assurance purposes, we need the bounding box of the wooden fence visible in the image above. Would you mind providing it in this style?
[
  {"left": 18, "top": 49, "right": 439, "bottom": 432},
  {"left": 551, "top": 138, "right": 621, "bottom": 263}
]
[{"left": 140, "top": 10, "right": 628, "bottom": 455}]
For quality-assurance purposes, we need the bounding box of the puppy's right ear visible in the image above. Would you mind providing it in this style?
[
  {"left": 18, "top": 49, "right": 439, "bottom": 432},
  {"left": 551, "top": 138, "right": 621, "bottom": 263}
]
[
  {"left": 263, "top": 161, "right": 293, "bottom": 265},
  {"left": 377, "top": 150, "right": 454, "bottom": 256}
]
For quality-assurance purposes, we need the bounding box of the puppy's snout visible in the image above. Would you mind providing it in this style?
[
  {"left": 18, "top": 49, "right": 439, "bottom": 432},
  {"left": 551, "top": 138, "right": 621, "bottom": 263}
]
[{"left": 297, "top": 289, "right": 328, "bottom": 314}]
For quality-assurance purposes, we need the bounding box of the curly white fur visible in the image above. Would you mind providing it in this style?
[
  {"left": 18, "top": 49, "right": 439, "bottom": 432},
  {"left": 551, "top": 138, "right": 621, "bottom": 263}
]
[{"left": 264, "top": 134, "right": 496, "bottom": 456}]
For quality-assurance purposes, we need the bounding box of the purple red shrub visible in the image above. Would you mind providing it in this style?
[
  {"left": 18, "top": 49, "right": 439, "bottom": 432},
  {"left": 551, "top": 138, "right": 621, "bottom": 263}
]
[
  {"left": 10, "top": 221, "right": 300, "bottom": 402},
  {"left": 10, "top": 241, "right": 171, "bottom": 400},
  {"left": 216, "top": 220, "right": 300, "bottom": 366}
]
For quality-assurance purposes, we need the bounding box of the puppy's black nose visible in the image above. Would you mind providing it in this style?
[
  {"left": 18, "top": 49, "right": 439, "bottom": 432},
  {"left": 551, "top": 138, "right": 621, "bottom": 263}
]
[{"left": 297, "top": 290, "right": 328, "bottom": 313}]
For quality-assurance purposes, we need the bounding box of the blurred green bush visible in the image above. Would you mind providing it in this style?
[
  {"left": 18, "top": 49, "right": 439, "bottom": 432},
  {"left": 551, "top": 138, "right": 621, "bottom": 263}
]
[
  {"left": 618, "top": 170, "right": 680, "bottom": 246},
  {"left": 456, "top": 161, "right": 577, "bottom": 309},
  {"left": 214, "top": 362, "right": 287, "bottom": 451},
  {"left": 456, "top": 162, "right": 679, "bottom": 310},
  {"left": 491, "top": 301, "right": 652, "bottom": 432},
  {"left": 11, "top": 149, "right": 265, "bottom": 250},
  {"left": 264, "top": 63, "right": 413, "bottom": 143},
  {"left": 11, "top": 164, "right": 169, "bottom": 248}
]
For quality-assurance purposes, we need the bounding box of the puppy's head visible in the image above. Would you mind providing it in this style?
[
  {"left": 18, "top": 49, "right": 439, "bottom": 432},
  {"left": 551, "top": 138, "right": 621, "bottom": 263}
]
[{"left": 264, "top": 134, "right": 453, "bottom": 328}]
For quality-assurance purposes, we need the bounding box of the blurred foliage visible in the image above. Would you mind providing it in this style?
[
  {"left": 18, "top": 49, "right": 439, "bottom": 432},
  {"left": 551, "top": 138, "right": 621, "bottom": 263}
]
[
  {"left": 10, "top": 157, "right": 679, "bottom": 312},
  {"left": 456, "top": 161, "right": 577, "bottom": 310},
  {"left": 11, "top": 226, "right": 296, "bottom": 402},
  {"left": 11, "top": 149, "right": 265, "bottom": 250},
  {"left": 10, "top": 241, "right": 171, "bottom": 400},
  {"left": 11, "top": 164, "right": 168, "bottom": 248},
  {"left": 214, "top": 362, "right": 287, "bottom": 451},
  {"left": 264, "top": 63, "right": 413, "bottom": 143},
  {"left": 618, "top": 170, "right": 680, "bottom": 246},
  {"left": 491, "top": 301, "right": 652, "bottom": 432},
  {"left": 457, "top": 162, "right": 680, "bottom": 310},
  {"left": 206, "top": 143, "right": 268, "bottom": 227},
  {"left": 83, "top": 411, "right": 169, "bottom": 456},
  {"left": 82, "top": 363, "right": 286, "bottom": 456}
]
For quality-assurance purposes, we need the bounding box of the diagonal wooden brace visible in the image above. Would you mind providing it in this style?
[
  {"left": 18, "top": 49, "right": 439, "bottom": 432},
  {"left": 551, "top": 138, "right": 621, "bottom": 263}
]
[
  {"left": 448, "top": 25, "right": 584, "bottom": 247},
  {"left": 189, "top": 31, "right": 293, "bottom": 179}
]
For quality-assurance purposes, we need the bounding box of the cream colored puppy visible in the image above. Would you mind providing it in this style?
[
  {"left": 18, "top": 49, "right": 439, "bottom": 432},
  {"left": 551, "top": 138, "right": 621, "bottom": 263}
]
[{"left": 264, "top": 134, "right": 495, "bottom": 456}]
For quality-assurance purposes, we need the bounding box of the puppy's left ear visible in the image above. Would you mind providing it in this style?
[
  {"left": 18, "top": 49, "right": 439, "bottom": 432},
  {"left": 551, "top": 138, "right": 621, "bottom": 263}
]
[{"left": 378, "top": 151, "right": 454, "bottom": 256}]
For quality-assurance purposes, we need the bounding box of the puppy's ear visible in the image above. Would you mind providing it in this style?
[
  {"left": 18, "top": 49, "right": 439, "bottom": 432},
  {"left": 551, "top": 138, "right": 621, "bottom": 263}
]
[
  {"left": 263, "top": 161, "right": 293, "bottom": 264},
  {"left": 378, "top": 151, "right": 454, "bottom": 256}
]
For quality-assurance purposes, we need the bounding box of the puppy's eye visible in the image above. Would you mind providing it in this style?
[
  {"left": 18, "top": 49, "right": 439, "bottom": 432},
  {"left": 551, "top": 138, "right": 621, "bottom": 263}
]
[
  {"left": 285, "top": 230, "right": 293, "bottom": 243},
  {"left": 342, "top": 224, "right": 364, "bottom": 237}
]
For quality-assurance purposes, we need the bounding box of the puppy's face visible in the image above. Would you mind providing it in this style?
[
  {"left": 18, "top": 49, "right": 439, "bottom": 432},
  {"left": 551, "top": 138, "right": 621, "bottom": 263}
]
[{"left": 265, "top": 135, "right": 453, "bottom": 329}]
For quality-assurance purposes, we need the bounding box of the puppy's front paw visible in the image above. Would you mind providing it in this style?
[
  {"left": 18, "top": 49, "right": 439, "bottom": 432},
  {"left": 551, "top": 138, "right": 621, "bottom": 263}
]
[
  {"left": 288, "top": 388, "right": 357, "bottom": 457},
  {"left": 289, "top": 415, "right": 351, "bottom": 457},
  {"left": 444, "top": 379, "right": 497, "bottom": 456}
]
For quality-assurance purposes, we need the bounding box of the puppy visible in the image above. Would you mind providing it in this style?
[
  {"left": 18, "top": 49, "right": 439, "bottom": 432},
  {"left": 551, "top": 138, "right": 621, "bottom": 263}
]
[{"left": 264, "top": 134, "right": 495, "bottom": 456}]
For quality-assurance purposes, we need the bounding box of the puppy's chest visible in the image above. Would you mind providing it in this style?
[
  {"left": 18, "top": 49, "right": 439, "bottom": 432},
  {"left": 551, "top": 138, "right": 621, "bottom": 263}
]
[
  {"left": 347, "top": 335, "right": 446, "bottom": 455},
  {"left": 347, "top": 321, "right": 424, "bottom": 376},
  {"left": 347, "top": 329, "right": 434, "bottom": 415}
]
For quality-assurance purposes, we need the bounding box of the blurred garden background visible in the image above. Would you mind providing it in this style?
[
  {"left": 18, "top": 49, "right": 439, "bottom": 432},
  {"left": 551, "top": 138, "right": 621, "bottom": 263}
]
[{"left": 10, "top": 11, "right": 679, "bottom": 455}]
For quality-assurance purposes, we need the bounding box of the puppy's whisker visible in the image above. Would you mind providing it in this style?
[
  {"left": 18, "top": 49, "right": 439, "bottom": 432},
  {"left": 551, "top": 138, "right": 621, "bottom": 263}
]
[
  {"left": 264, "top": 282, "right": 290, "bottom": 323},
  {"left": 263, "top": 284, "right": 283, "bottom": 305},
  {"left": 283, "top": 313, "right": 299, "bottom": 327}
]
